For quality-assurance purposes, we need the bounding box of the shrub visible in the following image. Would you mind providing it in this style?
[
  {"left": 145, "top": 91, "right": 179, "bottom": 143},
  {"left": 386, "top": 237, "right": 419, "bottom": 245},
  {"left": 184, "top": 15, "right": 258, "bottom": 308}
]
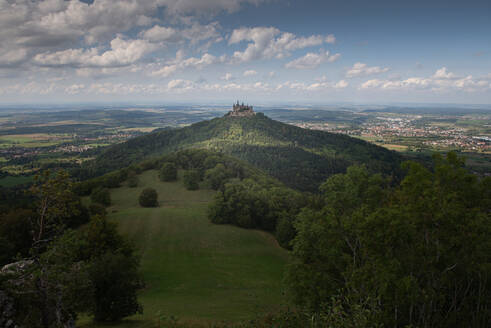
[
  {"left": 182, "top": 169, "right": 200, "bottom": 190},
  {"left": 139, "top": 188, "right": 158, "bottom": 207},
  {"left": 90, "top": 188, "right": 111, "bottom": 207},
  {"left": 159, "top": 162, "right": 177, "bottom": 182},
  {"left": 127, "top": 174, "right": 139, "bottom": 188},
  {"left": 89, "top": 203, "right": 107, "bottom": 217}
]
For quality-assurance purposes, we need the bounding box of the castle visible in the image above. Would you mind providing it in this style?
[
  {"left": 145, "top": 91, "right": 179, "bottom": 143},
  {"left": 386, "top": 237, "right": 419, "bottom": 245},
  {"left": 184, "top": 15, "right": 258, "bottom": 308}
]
[{"left": 226, "top": 101, "right": 255, "bottom": 117}]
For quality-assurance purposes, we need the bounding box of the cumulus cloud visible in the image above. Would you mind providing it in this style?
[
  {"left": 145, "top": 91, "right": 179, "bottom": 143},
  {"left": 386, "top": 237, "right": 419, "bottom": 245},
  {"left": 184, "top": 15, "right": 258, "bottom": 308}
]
[
  {"left": 221, "top": 73, "right": 234, "bottom": 81},
  {"left": 151, "top": 52, "right": 221, "bottom": 77},
  {"left": 277, "top": 79, "right": 348, "bottom": 91},
  {"left": 34, "top": 37, "right": 157, "bottom": 67},
  {"left": 141, "top": 25, "right": 180, "bottom": 42},
  {"left": 160, "top": 0, "right": 266, "bottom": 16},
  {"left": 243, "top": 70, "right": 258, "bottom": 76},
  {"left": 346, "top": 62, "right": 390, "bottom": 78},
  {"left": 65, "top": 84, "right": 85, "bottom": 94},
  {"left": 0, "top": 49, "right": 29, "bottom": 67},
  {"left": 0, "top": 0, "right": 158, "bottom": 48},
  {"left": 0, "top": 0, "right": 238, "bottom": 74},
  {"left": 285, "top": 51, "right": 340, "bottom": 69},
  {"left": 140, "top": 22, "right": 222, "bottom": 44},
  {"left": 229, "top": 27, "right": 335, "bottom": 62},
  {"left": 432, "top": 67, "right": 457, "bottom": 79},
  {"left": 360, "top": 67, "right": 491, "bottom": 92}
]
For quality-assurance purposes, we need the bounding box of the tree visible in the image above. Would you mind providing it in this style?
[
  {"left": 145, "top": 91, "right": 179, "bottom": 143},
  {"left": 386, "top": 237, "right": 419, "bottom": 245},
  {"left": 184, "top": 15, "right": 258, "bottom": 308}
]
[
  {"left": 0, "top": 172, "right": 143, "bottom": 327},
  {"left": 83, "top": 215, "right": 144, "bottom": 322},
  {"left": 159, "top": 162, "right": 177, "bottom": 182},
  {"left": 0, "top": 209, "right": 33, "bottom": 265},
  {"left": 88, "top": 203, "right": 107, "bottom": 217},
  {"left": 182, "top": 169, "right": 200, "bottom": 190},
  {"left": 204, "top": 164, "right": 229, "bottom": 190},
  {"left": 288, "top": 156, "right": 491, "bottom": 327},
  {"left": 127, "top": 171, "right": 139, "bottom": 188},
  {"left": 90, "top": 187, "right": 111, "bottom": 207},
  {"left": 139, "top": 188, "right": 158, "bottom": 207},
  {"left": 1, "top": 170, "right": 90, "bottom": 327}
]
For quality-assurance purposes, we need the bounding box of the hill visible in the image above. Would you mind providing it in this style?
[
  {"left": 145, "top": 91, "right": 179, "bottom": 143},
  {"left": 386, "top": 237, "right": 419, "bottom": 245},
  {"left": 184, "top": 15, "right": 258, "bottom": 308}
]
[
  {"left": 82, "top": 113, "right": 402, "bottom": 191},
  {"left": 79, "top": 169, "right": 289, "bottom": 327}
]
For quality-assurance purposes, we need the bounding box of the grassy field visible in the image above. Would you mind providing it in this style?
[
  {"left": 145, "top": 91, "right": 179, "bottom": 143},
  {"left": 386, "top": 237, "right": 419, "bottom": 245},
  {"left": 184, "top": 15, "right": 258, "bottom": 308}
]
[
  {"left": 79, "top": 170, "right": 290, "bottom": 327},
  {"left": 0, "top": 175, "right": 33, "bottom": 187}
]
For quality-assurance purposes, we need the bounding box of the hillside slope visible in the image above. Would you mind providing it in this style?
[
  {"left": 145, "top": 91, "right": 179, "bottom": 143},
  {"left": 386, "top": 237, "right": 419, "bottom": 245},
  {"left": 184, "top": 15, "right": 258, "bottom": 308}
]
[
  {"left": 83, "top": 113, "right": 402, "bottom": 191},
  {"left": 79, "top": 169, "right": 289, "bottom": 327}
]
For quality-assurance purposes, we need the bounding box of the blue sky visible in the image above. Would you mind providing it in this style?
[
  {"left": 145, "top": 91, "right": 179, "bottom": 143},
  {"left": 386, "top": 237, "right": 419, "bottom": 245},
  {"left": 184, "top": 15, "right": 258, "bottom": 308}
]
[{"left": 0, "top": 0, "right": 490, "bottom": 104}]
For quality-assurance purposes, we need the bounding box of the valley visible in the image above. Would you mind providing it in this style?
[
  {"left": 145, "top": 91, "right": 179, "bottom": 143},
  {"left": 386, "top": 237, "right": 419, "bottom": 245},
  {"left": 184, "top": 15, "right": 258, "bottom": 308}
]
[{"left": 1, "top": 105, "right": 489, "bottom": 188}]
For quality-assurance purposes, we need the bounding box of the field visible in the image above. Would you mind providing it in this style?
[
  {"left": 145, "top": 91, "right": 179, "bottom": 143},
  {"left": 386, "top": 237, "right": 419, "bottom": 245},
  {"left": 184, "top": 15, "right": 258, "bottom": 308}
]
[
  {"left": 79, "top": 170, "right": 289, "bottom": 327},
  {"left": 0, "top": 175, "right": 33, "bottom": 187}
]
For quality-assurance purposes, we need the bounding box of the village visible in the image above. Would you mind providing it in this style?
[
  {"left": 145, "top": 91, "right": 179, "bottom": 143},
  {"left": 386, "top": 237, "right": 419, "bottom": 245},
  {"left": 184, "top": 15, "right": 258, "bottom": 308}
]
[{"left": 293, "top": 113, "right": 490, "bottom": 153}]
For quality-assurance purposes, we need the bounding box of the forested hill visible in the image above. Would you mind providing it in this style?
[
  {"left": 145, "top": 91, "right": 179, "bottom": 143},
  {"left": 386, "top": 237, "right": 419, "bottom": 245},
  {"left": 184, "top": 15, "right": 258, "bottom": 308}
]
[{"left": 82, "top": 112, "right": 402, "bottom": 191}]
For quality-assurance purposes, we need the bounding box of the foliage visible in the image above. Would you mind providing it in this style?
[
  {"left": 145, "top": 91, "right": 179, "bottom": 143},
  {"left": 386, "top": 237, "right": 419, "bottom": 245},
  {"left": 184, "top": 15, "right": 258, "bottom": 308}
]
[
  {"left": 208, "top": 177, "right": 306, "bottom": 247},
  {"left": 90, "top": 187, "right": 111, "bottom": 207},
  {"left": 204, "top": 163, "right": 230, "bottom": 190},
  {"left": 88, "top": 203, "right": 107, "bottom": 217},
  {"left": 29, "top": 170, "right": 89, "bottom": 251},
  {"left": 139, "top": 187, "right": 158, "bottom": 207},
  {"left": 0, "top": 209, "right": 33, "bottom": 265},
  {"left": 83, "top": 215, "right": 144, "bottom": 322},
  {"left": 288, "top": 154, "right": 491, "bottom": 327},
  {"left": 127, "top": 171, "right": 139, "bottom": 188},
  {"left": 82, "top": 114, "right": 402, "bottom": 192},
  {"left": 159, "top": 162, "right": 178, "bottom": 182},
  {"left": 0, "top": 172, "right": 143, "bottom": 326},
  {"left": 182, "top": 169, "right": 200, "bottom": 190}
]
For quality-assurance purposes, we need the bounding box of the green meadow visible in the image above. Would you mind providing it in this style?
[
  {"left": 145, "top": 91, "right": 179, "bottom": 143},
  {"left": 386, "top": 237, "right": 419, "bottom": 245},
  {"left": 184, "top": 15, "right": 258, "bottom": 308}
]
[
  {"left": 0, "top": 175, "right": 33, "bottom": 187},
  {"left": 79, "top": 170, "right": 290, "bottom": 327}
]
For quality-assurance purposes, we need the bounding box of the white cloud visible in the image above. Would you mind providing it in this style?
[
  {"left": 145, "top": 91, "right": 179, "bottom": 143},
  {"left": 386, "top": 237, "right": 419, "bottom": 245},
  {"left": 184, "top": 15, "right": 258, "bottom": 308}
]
[
  {"left": 243, "top": 70, "right": 258, "bottom": 76},
  {"left": 285, "top": 51, "right": 340, "bottom": 69},
  {"left": 432, "top": 67, "right": 457, "bottom": 79},
  {"left": 0, "top": 49, "right": 28, "bottom": 67},
  {"left": 229, "top": 27, "right": 336, "bottom": 62},
  {"left": 141, "top": 25, "right": 180, "bottom": 42},
  {"left": 160, "top": 0, "right": 266, "bottom": 16},
  {"left": 34, "top": 37, "right": 157, "bottom": 67},
  {"left": 65, "top": 84, "right": 85, "bottom": 94},
  {"left": 346, "top": 62, "right": 390, "bottom": 78},
  {"left": 334, "top": 80, "right": 348, "bottom": 88},
  {"left": 277, "top": 79, "right": 348, "bottom": 91},
  {"left": 360, "top": 68, "right": 491, "bottom": 92},
  {"left": 151, "top": 52, "right": 220, "bottom": 77},
  {"left": 167, "top": 79, "right": 195, "bottom": 91},
  {"left": 221, "top": 73, "right": 234, "bottom": 81},
  {"left": 140, "top": 22, "right": 222, "bottom": 44}
]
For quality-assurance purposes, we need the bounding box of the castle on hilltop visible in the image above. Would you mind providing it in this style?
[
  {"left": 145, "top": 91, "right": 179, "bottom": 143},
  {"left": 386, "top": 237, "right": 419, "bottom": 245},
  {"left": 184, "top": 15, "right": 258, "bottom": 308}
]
[{"left": 227, "top": 101, "right": 255, "bottom": 117}]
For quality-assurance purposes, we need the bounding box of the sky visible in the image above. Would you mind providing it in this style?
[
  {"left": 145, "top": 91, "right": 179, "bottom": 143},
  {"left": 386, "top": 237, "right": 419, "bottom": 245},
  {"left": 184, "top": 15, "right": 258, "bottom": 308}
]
[{"left": 0, "top": 0, "right": 490, "bottom": 105}]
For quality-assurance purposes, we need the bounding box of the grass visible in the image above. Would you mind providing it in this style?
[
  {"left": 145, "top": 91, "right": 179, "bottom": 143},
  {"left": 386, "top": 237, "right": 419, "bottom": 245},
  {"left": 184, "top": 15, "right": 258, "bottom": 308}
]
[
  {"left": 0, "top": 134, "right": 67, "bottom": 148},
  {"left": 0, "top": 175, "right": 33, "bottom": 187},
  {"left": 79, "top": 170, "right": 290, "bottom": 327},
  {"left": 381, "top": 144, "right": 408, "bottom": 152}
]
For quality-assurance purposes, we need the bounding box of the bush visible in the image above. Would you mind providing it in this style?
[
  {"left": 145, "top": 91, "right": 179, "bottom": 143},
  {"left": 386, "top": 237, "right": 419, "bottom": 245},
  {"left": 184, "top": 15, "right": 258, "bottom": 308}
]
[
  {"left": 89, "top": 203, "right": 107, "bottom": 217},
  {"left": 89, "top": 251, "right": 143, "bottom": 322},
  {"left": 204, "top": 164, "right": 229, "bottom": 190},
  {"left": 159, "top": 162, "right": 177, "bottom": 182},
  {"left": 127, "top": 175, "right": 139, "bottom": 188},
  {"left": 90, "top": 188, "right": 111, "bottom": 207},
  {"left": 139, "top": 188, "right": 158, "bottom": 207},
  {"left": 182, "top": 169, "right": 200, "bottom": 190},
  {"left": 275, "top": 215, "right": 296, "bottom": 250}
]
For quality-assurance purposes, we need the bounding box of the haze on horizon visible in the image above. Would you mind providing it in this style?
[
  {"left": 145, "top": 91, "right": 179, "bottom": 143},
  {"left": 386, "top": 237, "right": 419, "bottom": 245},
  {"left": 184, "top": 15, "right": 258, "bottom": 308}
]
[{"left": 0, "top": 0, "right": 490, "bottom": 105}]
